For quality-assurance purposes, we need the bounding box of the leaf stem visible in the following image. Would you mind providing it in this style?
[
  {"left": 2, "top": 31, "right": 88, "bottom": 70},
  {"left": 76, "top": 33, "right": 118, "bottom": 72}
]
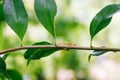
[
  {"left": 0, "top": 45, "right": 120, "bottom": 55},
  {"left": 90, "top": 39, "right": 93, "bottom": 48}
]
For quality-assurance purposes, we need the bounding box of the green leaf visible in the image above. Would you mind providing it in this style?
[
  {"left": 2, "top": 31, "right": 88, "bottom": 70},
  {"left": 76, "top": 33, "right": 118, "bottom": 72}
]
[
  {"left": 0, "top": 73, "right": 6, "bottom": 80},
  {"left": 34, "top": 0, "right": 57, "bottom": 39},
  {"left": 90, "top": 4, "right": 120, "bottom": 41},
  {"left": 7, "top": 69, "right": 23, "bottom": 80},
  {"left": 0, "top": 2, "right": 5, "bottom": 22},
  {"left": 0, "top": 57, "right": 6, "bottom": 75},
  {"left": 91, "top": 50, "right": 107, "bottom": 56},
  {"left": 0, "top": 2, "right": 4, "bottom": 49},
  {"left": 2, "top": 54, "right": 10, "bottom": 60},
  {"left": 88, "top": 50, "right": 107, "bottom": 61},
  {"left": 3, "top": 0, "right": 28, "bottom": 40},
  {"left": 24, "top": 41, "right": 60, "bottom": 64}
]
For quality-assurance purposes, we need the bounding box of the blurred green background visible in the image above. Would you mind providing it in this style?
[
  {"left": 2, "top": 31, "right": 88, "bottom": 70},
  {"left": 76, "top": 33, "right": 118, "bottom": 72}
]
[{"left": 1, "top": 0, "right": 120, "bottom": 80}]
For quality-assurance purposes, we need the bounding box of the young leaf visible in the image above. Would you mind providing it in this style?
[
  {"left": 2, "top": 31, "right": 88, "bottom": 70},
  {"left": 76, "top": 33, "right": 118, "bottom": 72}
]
[
  {"left": 7, "top": 69, "right": 23, "bottom": 80},
  {"left": 3, "top": 0, "right": 28, "bottom": 40},
  {"left": 90, "top": 4, "right": 120, "bottom": 41},
  {"left": 34, "top": 0, "right": 57, "bottom": 39},
  {"left": 24, "top": 41, "right": 60, "bottom": 64},
  {"left": 88, "top": 50, "right": 107, "bottom": 61},
  {"left": 0, "top": 57, "right": 6, "bottom": 75},
  {"left": 91, "top": 50, "right": 107, "bottom": 56}
]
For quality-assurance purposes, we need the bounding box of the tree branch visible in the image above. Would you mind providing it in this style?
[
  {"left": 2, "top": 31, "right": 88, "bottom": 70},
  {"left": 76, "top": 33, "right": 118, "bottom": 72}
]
[{"left": 0, "top": 45, "right": 120, "bottom": 55}]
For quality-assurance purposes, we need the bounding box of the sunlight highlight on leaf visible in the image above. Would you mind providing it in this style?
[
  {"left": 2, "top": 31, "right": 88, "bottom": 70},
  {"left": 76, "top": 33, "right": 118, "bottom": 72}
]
[
  {"left": 24, "top": 41, "right": 61, "bottom": 65},
  {"left": 3, "top": 0, "right": 28, "bottom": 40},
  {"left": 34, "top": 0, "right": 57, "bottom": 39},
  {"left": 90, "top": 4, "right": 120, "bottom": 45}
]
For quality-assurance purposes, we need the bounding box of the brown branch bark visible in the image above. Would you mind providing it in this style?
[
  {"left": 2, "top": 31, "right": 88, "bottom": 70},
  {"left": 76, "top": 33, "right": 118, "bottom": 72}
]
[{"left": 0, "top": 45, "right": 120, "bottom": 55}]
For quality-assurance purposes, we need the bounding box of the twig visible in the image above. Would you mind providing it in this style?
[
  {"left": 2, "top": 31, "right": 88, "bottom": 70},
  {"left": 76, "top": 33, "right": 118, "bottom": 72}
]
[{"left": 0, "top": 45, "right": 120, "bottom": 55}]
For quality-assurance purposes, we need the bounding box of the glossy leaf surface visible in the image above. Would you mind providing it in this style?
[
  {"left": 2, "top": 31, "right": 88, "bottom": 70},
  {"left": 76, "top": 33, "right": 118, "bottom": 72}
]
[
  {"left": 34, "top": 0, "right": 57, "bottom": 38},
  {"left": 90, "top": 50, "right": 107, "bottom": 56},
  {"left": 88, "top": 50, "right": 107, "bottom": 61},
  {"left": 3, "top": 0, "right": 28, "bottom": 40},
  {"left": 24, "top": 41, "right": 60, "bottom": 64},
  {"left": 90, "top": 4, "right": 120, "bottom": 40}
]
